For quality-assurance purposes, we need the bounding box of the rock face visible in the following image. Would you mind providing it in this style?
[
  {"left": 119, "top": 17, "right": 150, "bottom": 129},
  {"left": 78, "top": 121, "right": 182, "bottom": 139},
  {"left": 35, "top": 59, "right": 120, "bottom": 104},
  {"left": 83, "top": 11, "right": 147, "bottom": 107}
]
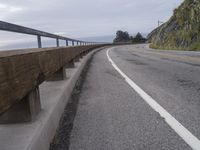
[{"left": 148, "top": 0, "right": 200, "bottom": 50}]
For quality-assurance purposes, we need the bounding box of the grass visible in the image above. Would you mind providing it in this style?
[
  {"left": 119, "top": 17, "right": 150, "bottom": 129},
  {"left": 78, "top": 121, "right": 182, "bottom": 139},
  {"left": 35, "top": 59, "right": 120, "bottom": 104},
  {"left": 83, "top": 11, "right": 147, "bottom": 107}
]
[{"left": 149, "top": 0, "right": 200, "bottom": 52}]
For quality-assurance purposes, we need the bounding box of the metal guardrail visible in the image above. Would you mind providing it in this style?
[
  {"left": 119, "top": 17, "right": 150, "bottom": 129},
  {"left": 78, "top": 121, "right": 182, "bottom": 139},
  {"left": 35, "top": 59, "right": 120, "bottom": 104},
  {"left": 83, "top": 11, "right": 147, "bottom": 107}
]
[{"left": 0, "top": 21, "right": 101, "bottom": 48}]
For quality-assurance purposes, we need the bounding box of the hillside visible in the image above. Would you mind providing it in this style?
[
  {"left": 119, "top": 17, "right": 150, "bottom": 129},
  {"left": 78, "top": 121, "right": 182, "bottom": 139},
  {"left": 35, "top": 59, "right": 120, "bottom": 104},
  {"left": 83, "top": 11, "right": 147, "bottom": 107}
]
[{"left": 148, "top": 0, "right": 200, "bottom": 50}]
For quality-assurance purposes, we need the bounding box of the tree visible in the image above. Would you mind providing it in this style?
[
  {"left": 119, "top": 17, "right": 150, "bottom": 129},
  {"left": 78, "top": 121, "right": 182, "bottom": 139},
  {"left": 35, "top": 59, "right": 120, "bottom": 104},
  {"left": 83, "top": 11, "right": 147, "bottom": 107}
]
[
  {"left": 130, "top": 36, "right": 134, "bottom": 41},
  {"left": 132, "top": 32, "right": 146, "bottom": 43},
  {"left": 113, "top": 30, "right": 130, "bottom": 43}
]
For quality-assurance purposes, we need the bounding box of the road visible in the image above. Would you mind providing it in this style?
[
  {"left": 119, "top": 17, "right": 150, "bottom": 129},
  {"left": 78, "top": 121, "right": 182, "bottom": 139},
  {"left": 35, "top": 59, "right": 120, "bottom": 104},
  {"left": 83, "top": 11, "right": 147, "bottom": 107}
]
[{"left": 61, "top": 44, "right": 200, "bottom": 150}]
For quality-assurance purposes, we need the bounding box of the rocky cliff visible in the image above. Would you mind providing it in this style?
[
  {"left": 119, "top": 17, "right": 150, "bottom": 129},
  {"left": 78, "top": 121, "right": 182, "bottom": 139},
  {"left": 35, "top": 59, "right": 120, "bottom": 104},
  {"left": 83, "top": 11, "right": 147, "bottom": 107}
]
[{"left": 148, "top": 0, "right": 200, "bottom": 50}]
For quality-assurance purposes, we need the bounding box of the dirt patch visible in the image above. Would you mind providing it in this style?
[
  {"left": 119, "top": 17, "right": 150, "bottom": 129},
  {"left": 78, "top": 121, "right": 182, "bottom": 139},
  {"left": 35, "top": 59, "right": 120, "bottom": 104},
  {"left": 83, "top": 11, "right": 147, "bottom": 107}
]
[
  {"left": 125, "top": 59, "right": 146, "bottom": 65},
  {"left": 105, "top": 69, "right": 123, "bottom": 80},
  {"left": 161, "top": 57, "right": 200, "bottom": 67},
  {"left": 177, "top": 79, "right": 200, "bottom": 92},
  {"left": 131, "top": 53, "right": 141, "bottom": 57}
]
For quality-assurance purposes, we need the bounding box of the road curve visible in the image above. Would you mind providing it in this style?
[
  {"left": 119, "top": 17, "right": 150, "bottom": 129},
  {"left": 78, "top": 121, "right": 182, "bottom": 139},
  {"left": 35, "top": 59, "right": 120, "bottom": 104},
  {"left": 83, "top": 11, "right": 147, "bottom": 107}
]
[{"left": 64, "top": 45, "right": 200, "bottom": 150}]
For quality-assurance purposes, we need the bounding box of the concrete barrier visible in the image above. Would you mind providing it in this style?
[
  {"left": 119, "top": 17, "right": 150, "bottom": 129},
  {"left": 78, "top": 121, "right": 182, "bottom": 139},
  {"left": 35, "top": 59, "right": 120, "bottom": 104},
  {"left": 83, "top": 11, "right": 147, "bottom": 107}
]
[
  {"left": 0, "top": 45, "right": 107, "bottom": 123},
  {"left": 0, "top": 46, "right": 106, "bottom": 150}
]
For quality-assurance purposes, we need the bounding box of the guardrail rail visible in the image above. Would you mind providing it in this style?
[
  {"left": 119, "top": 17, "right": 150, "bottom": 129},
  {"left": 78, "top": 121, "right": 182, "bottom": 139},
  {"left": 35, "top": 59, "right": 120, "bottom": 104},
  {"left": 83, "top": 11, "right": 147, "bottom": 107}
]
[{"left": 0, "top": 21, "right": 104, "bottom": 48}]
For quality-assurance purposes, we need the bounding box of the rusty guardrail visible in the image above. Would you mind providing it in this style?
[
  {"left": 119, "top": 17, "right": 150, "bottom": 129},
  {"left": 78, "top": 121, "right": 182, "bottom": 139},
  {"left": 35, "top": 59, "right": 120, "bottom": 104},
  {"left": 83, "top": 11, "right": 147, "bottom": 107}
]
[{"left": 0, "top": 21, "right": 108, "bottom": 123}]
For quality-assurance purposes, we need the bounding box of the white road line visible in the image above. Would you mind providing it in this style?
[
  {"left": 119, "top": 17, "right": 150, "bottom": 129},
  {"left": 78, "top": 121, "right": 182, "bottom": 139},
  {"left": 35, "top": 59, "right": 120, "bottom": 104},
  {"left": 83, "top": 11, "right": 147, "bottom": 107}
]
[{"left": 106, "top": 48, "right": 200, "bottom": 150}]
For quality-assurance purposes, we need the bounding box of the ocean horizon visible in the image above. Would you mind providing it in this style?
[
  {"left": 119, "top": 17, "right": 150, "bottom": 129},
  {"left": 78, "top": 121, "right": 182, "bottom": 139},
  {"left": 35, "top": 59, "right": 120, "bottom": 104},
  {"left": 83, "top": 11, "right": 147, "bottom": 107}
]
[
  {"left": 0, "top": 33, "right": 148, "bottom": 51},
  {"left": 0, "top": 35, "right": 115, "bottom": 51}
]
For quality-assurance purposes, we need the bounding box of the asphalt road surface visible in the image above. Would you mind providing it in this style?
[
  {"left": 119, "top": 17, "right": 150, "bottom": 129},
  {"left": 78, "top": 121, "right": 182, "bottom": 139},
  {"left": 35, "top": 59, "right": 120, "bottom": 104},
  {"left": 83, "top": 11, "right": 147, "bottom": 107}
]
[{"left": 68, "top": 44, "right": 200, "bottom": 150}]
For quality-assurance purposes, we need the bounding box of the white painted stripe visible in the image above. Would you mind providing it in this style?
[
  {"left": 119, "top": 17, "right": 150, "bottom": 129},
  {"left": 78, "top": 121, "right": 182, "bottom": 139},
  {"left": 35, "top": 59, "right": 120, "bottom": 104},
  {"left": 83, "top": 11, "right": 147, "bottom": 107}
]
[{"left": 106, "top": 48, "right": 200, "bottom": 150}]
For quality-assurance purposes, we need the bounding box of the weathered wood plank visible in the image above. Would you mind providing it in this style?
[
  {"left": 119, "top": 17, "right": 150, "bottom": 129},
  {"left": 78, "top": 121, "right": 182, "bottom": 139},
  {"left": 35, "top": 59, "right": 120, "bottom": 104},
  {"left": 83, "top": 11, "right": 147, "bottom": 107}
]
[{"left": 0, "top": 45, "right": 102, "bottom": 114}]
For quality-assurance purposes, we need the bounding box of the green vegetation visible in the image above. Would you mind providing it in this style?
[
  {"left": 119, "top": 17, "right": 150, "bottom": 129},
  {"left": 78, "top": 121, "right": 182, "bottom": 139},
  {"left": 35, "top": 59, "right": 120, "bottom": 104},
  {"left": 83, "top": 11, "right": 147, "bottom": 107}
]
[
  {"left": 148, "top": 0, "right": 200, "bottom": 51},
  {"left": 114, "top": 30, "right": 130, "bottom": 43},
  {"left": 114, "top": 30, "right": 146, "bottom": 43},
  {"left": 131, "top": 32, "right": 146, "bottom": 43}
]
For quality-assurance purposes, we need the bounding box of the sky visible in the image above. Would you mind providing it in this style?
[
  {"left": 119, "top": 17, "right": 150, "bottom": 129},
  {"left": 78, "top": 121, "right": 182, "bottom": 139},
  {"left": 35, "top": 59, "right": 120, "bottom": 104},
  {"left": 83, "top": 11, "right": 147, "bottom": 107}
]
[{"left": 0, "top": 0, "right": 183, "bottom": 49}]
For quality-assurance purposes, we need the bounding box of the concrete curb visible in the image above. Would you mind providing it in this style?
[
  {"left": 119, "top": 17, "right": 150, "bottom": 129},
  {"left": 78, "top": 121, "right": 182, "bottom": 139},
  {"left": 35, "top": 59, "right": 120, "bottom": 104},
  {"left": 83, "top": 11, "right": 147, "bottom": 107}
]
[{"left": 0, "top": 47, "right": 106, "bottom": 150}]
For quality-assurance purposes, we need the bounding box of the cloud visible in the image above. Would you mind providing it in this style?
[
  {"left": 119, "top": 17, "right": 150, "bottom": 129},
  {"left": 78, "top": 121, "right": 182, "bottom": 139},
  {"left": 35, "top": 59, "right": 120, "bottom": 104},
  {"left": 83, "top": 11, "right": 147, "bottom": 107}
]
[
  {"left": 0, "top": 3, "right": 23, "bottom": 20},
  {"left": 0, "top": 0, "right": 183, "bottom": 48}
]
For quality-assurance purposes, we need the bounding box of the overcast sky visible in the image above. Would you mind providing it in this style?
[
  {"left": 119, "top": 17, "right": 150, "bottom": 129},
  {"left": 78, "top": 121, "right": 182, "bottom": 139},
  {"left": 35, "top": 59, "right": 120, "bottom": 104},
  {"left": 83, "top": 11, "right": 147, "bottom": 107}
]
[{"left": 0, "top": 0, "right": 183, "bottom": 49}]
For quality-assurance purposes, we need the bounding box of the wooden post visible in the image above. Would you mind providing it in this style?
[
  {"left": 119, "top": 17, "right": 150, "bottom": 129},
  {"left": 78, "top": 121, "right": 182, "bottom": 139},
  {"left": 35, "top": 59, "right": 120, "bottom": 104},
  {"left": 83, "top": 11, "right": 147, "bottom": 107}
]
[
  {"left": 47, "top": 67, "right": 67, "bottom": 81},
  {"left": 0, "top": 86, "right": 41, "bottom": 124}
]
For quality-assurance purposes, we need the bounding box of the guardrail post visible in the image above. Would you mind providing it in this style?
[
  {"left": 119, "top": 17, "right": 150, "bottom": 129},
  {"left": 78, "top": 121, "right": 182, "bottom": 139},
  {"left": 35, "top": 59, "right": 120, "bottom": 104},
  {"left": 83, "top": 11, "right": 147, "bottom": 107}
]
[
  {"left": 47, "top": 67, "right": 67, "bottom": 81},
  {"left": 66, "top": 40, "right": 68, "bottom": 46},
  {"left": 56, "top": 38, "right": 59, "bottom": 47},
  {"left": 37, "top": 35, "right": 42, "bottom": 48},
  {"left": 0, "top": 86, "right": 41, "bottom": 124},
  {"left": 65, "top": 60, "right": 75, "bottom": 68},
  {"left": 77, "top": 41, "right": 79, "bottom": 45},
  {"left": 74, "top": 57, "right": 80, "bottom": 62},
  {"left": 72, "top": 41, "right": 74, "bottom": 46}
]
